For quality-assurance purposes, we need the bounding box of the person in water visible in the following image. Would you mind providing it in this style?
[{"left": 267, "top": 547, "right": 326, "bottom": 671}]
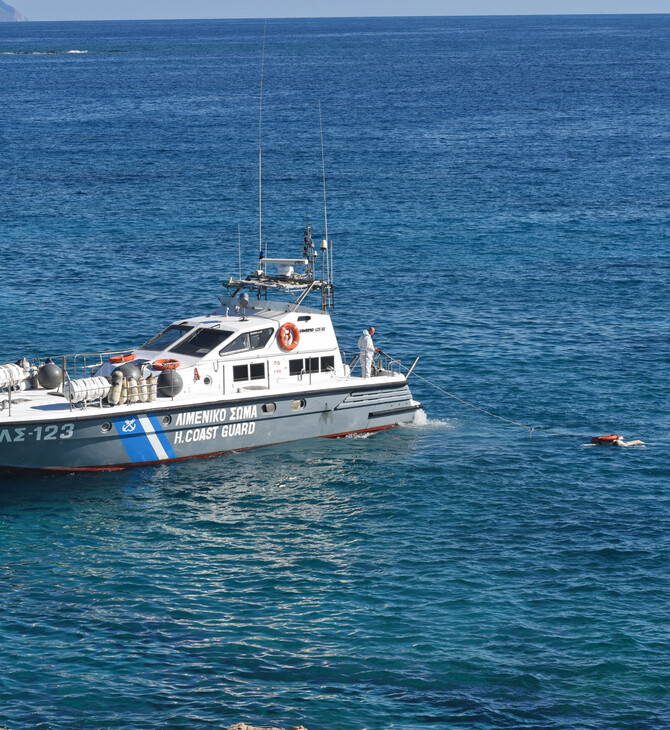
[
  {"left": 358, "top": 326, "right": 377, "bottom": 378},
  {"left": 614, "top": 436, "right": 645, "bottom": 447}
]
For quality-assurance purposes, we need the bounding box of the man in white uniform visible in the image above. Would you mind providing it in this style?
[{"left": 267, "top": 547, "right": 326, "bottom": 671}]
[{"left": 358, "top": 326, "right": 376, "bottom": 378}]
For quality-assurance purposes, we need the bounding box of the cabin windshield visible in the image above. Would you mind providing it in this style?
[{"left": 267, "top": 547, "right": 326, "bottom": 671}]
[
  {"left": 142, "top": 324, "right": 193, "bottom": 351},
  {"left": 170, "top": 328, "right": 235, "bottom": 358}
]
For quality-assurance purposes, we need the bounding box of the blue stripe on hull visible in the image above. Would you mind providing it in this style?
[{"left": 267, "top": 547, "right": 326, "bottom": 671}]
[
  {"left": 112, "top": 416, "right": 157, "bottom": 463},
  {"left": 148, "top": 415, "right": 176, "bottom": 459}
]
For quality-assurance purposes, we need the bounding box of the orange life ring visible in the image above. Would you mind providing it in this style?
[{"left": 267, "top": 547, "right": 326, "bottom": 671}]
[
  {"left": 110, "top": 353, "right": 136, "bottom": 364},
  {"left": 151, "top": 358, "right": 181, "bottom": 371},
  {"left": 277, "top": 322, "right": 300, "bottom": 351},
  {"left": 591, "top": 434, "right": 619, "bottom": 445}
]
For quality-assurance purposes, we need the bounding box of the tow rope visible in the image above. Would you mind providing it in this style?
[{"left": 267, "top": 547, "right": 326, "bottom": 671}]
[{"left": 380, "top": 350, "right": 541, "bottom": 437}]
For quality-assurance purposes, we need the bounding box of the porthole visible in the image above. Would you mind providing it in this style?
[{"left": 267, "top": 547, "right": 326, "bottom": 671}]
[
  {"left": 261, "top": 403, "right": 276, "bottom": 414},
  {"left": 162, "top": 415, "right": 172, "bottom": 426},
  {"left": 291, "top": 399, "right": 306, "bottom": 411},
  {"left": 100, "top": 422, "right": 112, "bottom": 433},
  {"left": 203, "top": 376, "right": 213, "bottom": 386}
]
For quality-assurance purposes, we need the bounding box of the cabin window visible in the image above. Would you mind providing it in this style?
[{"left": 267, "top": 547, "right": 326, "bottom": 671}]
[
  {"left": 261, "top": 403, "right": 276, "bottom": 413},
  {"left": 289, "top": 356, "right": 334, "bottom": 375},
  {"left": 233, "top": 365, "right": 248, "bottom": 381},
  {"left": 291, "top": 399, "right": 306, "bottom": 410},
  {"left": 233, "top": 362, "right": 266, "bottom": 382},
  {"left": 170, "top": 328, "right": 234, "bottom": 357},
  {"left": 249, "top": 328, "right": 274, "bottom": 350},
  {"left": 289, "top": 359, "right": 304, "bottom": 376},
  {"left": 142, "top": 323, "right": 193, "bottom": 351},
  {"left": 221, "top": 332, "right": 250, "bottom": 354},
  {"left": 220, "top": 327, "right": 273, "bottom": 355}
]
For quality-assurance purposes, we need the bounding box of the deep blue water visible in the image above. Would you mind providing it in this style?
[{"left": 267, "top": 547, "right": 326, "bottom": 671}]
[{"left": 1, "top": 14, "right": 670, "bottom": 730}]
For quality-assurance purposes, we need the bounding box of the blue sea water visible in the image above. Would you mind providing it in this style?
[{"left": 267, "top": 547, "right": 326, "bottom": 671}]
[{"left": 1, "top": 14, "right": 670, "bottom": 729}]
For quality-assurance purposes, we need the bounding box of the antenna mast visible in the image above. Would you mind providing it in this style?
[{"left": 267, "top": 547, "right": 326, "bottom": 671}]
[
  {"left": 319, "top": 100, "right": 328, "bottom": 245},
  {"left": 258, "top": 21, "right": 267, "bottom": 266},
  {"left": 318, "top": 100, "right": 334, "bottom": 309}
]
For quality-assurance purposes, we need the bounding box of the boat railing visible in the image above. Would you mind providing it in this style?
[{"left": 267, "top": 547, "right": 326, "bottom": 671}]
[
  {"left": 66, "top": 350, "right": 139, "bottom": 411},
  {"left": 342, "top": 350, "right": 403, "bottom": 378},
  {"left": 0, "top": 349, "right": 146, "bottom": 415},
  {"left": 0, "top": 384, "right": 13, "bottom": 417},
  {"left": 66, "top": 350, "right": 141, "bottom": 411},
  {"left": 1, "top": 346, "right": 411, "bottom": 417}
]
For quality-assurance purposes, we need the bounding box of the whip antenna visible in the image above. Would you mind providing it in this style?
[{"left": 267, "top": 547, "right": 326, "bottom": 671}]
[
  {"left": 319, "top": 100, "right": 328, "bottom": 245},
  {"left": 318, "top": 100, "right": 333, "bottom": 294},
  {"left": 258, "top": 21, "right": 266, "bottom": 264}
]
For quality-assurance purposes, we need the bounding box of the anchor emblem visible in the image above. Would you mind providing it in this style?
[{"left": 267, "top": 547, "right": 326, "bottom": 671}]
[{"left": 121, "top": 418, "right": 137, "bottom": 433}]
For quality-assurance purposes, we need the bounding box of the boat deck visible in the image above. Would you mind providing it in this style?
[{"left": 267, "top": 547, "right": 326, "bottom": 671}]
[{"left": 0, "top": 371, "right": 407, "bottom": 424}]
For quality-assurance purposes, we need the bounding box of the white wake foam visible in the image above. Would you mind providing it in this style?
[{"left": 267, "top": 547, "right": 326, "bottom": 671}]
[
  {"left": 400, "top": 409, "right": 456, "bottom": 430},
  {"left": 1, "top": 50, "right": 89, "bottom": 55}
]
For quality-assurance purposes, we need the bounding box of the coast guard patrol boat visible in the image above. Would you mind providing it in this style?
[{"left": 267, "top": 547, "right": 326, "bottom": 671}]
[{"left": 0, "top": 223, "right": 420, "bottom": 472}]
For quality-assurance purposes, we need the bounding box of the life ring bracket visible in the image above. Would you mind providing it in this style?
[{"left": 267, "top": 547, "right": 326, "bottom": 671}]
[
  {"left": 151, "top": 358, "right": 181, "bottom": 371},
  {"left": 278, "top": 323, "right": 300, "bottom": 351},
  {"left": 110, "top": 353, "right": 136, "bottom": 364}
]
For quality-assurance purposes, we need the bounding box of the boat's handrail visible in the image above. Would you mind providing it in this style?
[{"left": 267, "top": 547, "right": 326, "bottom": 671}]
[
  {"left": 1, "top": 346, "right": 407, "bottom": 415},
  {"left": 0, "top": 385, "right": 12, "bottom": 417},
  {"left": 0, "top": 349, "right": 143, "bottom": 413},
  {"left": 341, "top": 350, "right": 403, "bottom": 377}
]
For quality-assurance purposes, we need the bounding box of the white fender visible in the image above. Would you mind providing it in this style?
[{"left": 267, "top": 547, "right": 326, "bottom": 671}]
[
  {"left": 138, "top": 377, "right": 148, "bottom": 403},
  {"left": 128, "top": 378, "right": 139, "bottom": 404},
  {"left": 108, "top": 376, "right": 123, "bottom": 406},
  {"left": 146, "top": 374, "right": 157, "bottom": 403}
]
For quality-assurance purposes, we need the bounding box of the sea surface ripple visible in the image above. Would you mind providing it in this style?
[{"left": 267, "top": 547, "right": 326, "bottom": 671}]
[{"left": 1, "top": 15, "right": 669, "bottom": 730}]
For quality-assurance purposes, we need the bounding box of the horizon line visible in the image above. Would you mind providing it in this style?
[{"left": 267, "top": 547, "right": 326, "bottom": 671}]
[{"left": 9, "top": 11, "right": 670, "bottom": 23}]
